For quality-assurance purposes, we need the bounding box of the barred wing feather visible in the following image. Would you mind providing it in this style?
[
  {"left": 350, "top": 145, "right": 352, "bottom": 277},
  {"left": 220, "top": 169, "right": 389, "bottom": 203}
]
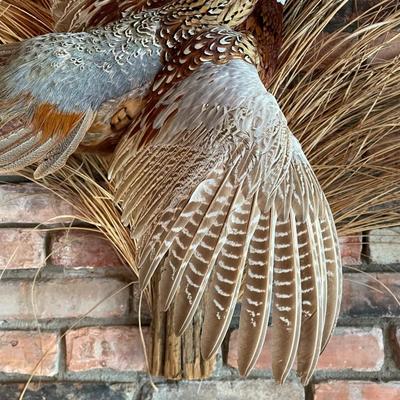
[{"left": 110, "top": 59, "right": 342, "bottom": 382}]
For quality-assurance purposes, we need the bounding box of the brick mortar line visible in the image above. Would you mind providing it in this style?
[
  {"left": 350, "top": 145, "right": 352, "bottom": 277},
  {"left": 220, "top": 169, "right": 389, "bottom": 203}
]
[
  {"left": 3, "top": 265, "right": 397, "bottom": 284},
  {"left": 0, "top": 375, "right": 305, "bottom": 385},
  {"left": 0, "top": 267, "right": 134, "bottom": 280},
  {"left": 343, "top": 264, "right": 400, "bottom": 273},
  {"left": 5, "top": 264, "right": 400, "bottom": 279},
  {"left": 57, "top": 328, "right": 68, "bottom": 381},
  {"left": 0, "top": 318, "right": 151, "bottom": 331}
]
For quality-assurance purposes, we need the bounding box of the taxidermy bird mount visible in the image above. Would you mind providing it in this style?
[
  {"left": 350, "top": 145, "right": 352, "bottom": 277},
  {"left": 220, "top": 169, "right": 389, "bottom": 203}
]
[{"left": 0, "top": 0, "right": 342, "bottom": 384}]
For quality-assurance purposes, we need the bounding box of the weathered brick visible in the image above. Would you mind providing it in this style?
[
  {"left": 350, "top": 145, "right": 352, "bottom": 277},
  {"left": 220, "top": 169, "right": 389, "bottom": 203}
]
[
  {"left": 362, "top": 381, "right": 400, "bottom": 399},
  {"left": 314, "top": 381, "right": 349, "bottom": 400},
  {"left": 0, "top": 183, "right": 75, "bottom": 224},
  {"left": 50, "top": 231, "right": 124, "bottom": 269},
  {"left": 340, "top": 235, "right": 362, "bottom": 266},
  {"left": 317, "top": 327, "right": 384, "bottom": 371},
  {"left": 0, "top": 331, "right": 59, "bottom": 376},
  {"left": 0, "top": 229, "right": 46, "bottom": 270},
  {"left": 369, "top": 228, "right": 400, "bottom": 264},
  {"left": 341, "top": 273, "right": 400, "bottom": 317},
  {"left": 0, "top": 279, "right": 130, "bottom": 320},
  {"left": 66, "top": 326, "right": 148, "bottom": 372},
  {"left": 228, "top": 327, "right": 383, "bottom": 372},
  {"left": 0, "top": 383, "right": 138, "bottom": 400},
  {"left": 147, "top": 380, "right": 304, "bottom": 400},
  {"left": 314, "top": 381, "right": 400, "bottom": 400}
]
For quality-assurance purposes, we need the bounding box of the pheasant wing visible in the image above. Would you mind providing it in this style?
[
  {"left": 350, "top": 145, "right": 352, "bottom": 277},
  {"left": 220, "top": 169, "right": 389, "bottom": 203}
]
[{"left": 110, "top": 56, "right": 342, "bottom": 382}]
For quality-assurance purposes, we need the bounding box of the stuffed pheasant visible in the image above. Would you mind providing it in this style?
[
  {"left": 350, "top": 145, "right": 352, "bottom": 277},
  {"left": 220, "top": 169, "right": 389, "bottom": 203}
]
[
  {"left": 0, "top": 0, "right": 342, "bottom": 384},
  {"left": 110, "top": 0, "right": 342, "bottom": 384}
]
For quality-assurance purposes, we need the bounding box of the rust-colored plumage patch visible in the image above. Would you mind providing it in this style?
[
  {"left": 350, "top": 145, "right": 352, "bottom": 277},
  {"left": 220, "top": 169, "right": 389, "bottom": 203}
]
[{"left": 32, "top": 103, "right": 83, "bottom": 142}]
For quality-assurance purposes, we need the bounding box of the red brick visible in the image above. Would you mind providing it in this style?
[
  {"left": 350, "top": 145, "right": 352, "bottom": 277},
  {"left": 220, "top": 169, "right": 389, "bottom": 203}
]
[
  {"left": 362, "top": 382, "right": 400, "bottom": 399},
  {"left": 0, "top": 183, "right": 75, "bottom": 224},
  {"left": 315, "top": 381, "right": 400, "bottom": 400},
  {"left": 314, "top": 381, "right": 349, "bottom": 400},
  {"left": 0, "top": 279, "right": 130, "bottom": 320},
  {"left": 228, "top": 327, "right": 383, "bottom": 372},
  {"left": 50, "top": 231, "right": 124, "bottom": 269},
  {"left": 317, "top": 327, "right": 384, "bottom": 371},
  {"left": 132, "top": 283, "right": 151, "bottom": 319},
  {"left": 0, "top": 229, "right": 45, "bottom": 270},
  {"left": 340, "top": 235, "right": 362, "bottom": 266},
  {"left": 341, "top": 273, "right": 400, "bottom": 317},
  {"left": 66, "top": 326, "right": 149, "bottom": 372},
  {"left": 0, "top": 331, "right": 59, "bottom": 376}
]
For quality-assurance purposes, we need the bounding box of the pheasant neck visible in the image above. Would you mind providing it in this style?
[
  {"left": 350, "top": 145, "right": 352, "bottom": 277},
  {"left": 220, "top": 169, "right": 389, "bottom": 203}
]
[
  {"left": 165, "top": 0, "right": 258, "bottom": 28},
  {"left": 240, "top": 0, "right": 284, "bottom": 86}
]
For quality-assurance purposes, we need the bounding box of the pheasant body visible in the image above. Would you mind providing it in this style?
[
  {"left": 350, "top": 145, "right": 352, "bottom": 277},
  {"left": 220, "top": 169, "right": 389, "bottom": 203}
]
[
  {"left": 2, "top": 12, "right": 162, "bottom": 114},
  {"left": 0, "top": 0, "right": 261, "bottom": 177}
]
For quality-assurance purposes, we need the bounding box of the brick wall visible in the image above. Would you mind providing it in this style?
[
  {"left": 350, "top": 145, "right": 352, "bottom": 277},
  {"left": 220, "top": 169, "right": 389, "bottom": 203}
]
[{"left": 0, "top": 179, "right": 399, "bottom": 400}]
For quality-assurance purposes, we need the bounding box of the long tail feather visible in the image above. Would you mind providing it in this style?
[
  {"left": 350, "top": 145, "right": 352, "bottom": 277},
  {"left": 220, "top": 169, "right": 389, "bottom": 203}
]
[
  {"left": 296, "top": 218, "right": 325, "bottom": 385},
  {"left": 237, "top": 209, "right": 276, "bottom": 376},
  {"left": 271, "top": 212, "right": 302, "bottom": 383}
]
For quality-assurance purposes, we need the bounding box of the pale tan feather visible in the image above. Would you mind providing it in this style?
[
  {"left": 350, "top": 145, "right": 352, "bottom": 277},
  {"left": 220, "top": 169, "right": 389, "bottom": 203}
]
[{"left": 171, "top": 191, "right": 239, "bottom": 335}]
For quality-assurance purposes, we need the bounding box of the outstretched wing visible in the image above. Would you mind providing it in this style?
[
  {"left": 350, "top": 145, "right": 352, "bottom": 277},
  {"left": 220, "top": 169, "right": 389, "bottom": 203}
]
[
  {"left": 110, "top": 59, "right": 342, "bottom": 383},
  {"left": 51, "top": 0, "right": 170, "bottom": 32},
  {"left": 0, "top": 12, "right": 161, "bottom": 178}
]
